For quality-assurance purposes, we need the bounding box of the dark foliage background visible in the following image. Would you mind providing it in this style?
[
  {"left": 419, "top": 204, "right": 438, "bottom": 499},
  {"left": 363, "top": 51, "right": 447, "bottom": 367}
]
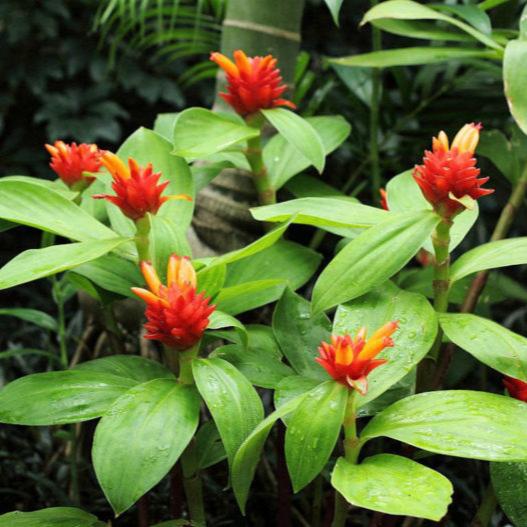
[{"left": 1, "top": 0, "right": 526, "bottom": 525}]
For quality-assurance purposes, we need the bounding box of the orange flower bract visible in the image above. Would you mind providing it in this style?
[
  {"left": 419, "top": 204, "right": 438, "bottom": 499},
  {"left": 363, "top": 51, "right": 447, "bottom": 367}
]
[
  {"left": 210, "top": 50, "right": 296, "bottom": 117},
  {"left": 316, "top": 321, "right": 399, "bottom": 395},
  {"left": 132, "top": 255, "right": 215, "bottom": 350},
  {"left": 45, "top": 141, "right": 102, "bottom": 189},
  {"left": 413, "top": 123, "right": 493, "bottom": 218},
  {"left": 93, "top": 152, "right": 190, "bottom": 221}
]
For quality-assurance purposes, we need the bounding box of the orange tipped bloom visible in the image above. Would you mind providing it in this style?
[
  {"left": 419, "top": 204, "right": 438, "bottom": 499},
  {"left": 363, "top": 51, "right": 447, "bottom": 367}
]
[
  {"left": 132, "top": 255, "right": 215, "bottom": 350},
  {"left": 93, "top": 152, "right": 190, "bottom": 221},
  {"left": 45, "top": 141, "right": 102, "bottom": 189},
  {"left": 504, "top": 376, "right": 527, "bottom": 402},
  {"left": 413, "top": 123, "right": 493, "bottom": 218},
  {"left": 316, "top": 322, "right": 399, "bottom": 395},
  {"left": 379, "top": 188, "right": 389, "bottom": 211},
  {"left": 210, "top": 50, "right": 296, "bottom": 117}
]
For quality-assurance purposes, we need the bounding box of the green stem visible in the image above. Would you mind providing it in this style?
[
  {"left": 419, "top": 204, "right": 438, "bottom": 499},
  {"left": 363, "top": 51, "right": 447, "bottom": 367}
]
[
  {"left": 469, "top": 484, "right": 497, "bottom": 527},
  {"left": 370, "top": 0, "right": 382, "bottom": 202},
  {"left": 417, "top": 218, "right": 452, "bottom": 391},
  {"left": 181, "top": 439, "right": 206, "bottom": 526},
  {"left": 134, "top": 215, "right": 152, "bottom": 262},
  {"left": 178, "top": 342, "right": 200, "bottom": 385},
  {"left": 332, "top": 392, "right": 359, "bottom": 527},
  {"left": 245, "top": 133, "right": 276, "bottom": 206}
]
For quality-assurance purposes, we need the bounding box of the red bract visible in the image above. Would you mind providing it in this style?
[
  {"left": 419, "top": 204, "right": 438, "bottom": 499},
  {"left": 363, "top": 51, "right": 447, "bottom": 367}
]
[
  {"left": 210, "top": 49, "right": 296, "bottom": 117},
  {"left": 316, "top": 321, "right": 399, "bottom": 395},
  {"left": 504, "top": 376, "right": 527, "bottom": 402},
  {"left": 45, "top": 141, "right": 102, "bottom": 189},
  {"left": 380, "top": 188, "right": 389, "bottom": 211},
  {"left": 413, "top": 123, "right": 493, "bottom": 218},
  {"left": 132, "top": 255, "right": 215, "bottom": 350},
  {"left": 94, "top": 152, "right": 190, "bottom": 221}
]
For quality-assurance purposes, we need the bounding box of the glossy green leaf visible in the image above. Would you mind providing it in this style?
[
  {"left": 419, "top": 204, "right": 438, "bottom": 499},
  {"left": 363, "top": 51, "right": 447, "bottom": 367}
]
[
  {"left": 273, "top": 287, "right": 331, "bottom": 380},
  {"left": 274, "top": 375, "right": 322, "bottom": 411},
  {"left": 324, "top": 0, "right": 344, "bottom": 25},
  {"left": 478, "top": 129, "right": 518, "bottom": 183},
  {"left": 440, "top": 313, "right": 527, "bottom": 381},
  {"left": 0, "top": 308, "right": 57, "bottom": 332},
  {"left": 386, "top": 170, "right": 478, "bottom": 252},
  {"left": 251, "top": 198, "right": 388, "bottom": 238},
  {"left": 73, "top": 254, "right": 143, "bottom": 298},
  {"left": 362, "top": 390, "right": 527, "bottom": 461},
  {"left": 232, "top": 394, "right": 307, "bottom": 512},
  {"left": 491, "top": 461, "right": 527, "bottom": 527},
  {"left": 312, "top": 211, "right": 439, "bottom": 313},
  {"left": 172, "top": 108, "right": 259, "bottom": 159},
  {"left": 286, "top": 381, "right": 347, "bottom": 491},
  {"left": 196, "top": 262, "right": 226, "bottom": 297},
  {"left": 75, "top": 355, "right": 175, "bottom": 383},
  {"left": 0, "top": 507, "right": 104, "bottom": 527},
  {"left": 286, "top": 174, "right": 346, "bottom": 198},
  {"left": 361, "top": 0, "right": 500, "bottom": 49},
  {"left": 0, "top": 180, "right": 117, "bottom": 241},
  {"left": 331, "top": 47, "right": 495, "bottom": 68},
  {"left": 1, "top": 176, "right": 78, "bottom": 200},
  {"left": 0, "top": 370, "right": 136, "bottom": 425},
  {"left": 334, "top": 281, "right": 437, "bottom": 409},
  {"left": 196, "top": 421, "right": 227, "bottom": 470},
  {"left": 504, "top": 40, "right": 527, "bottom": 134},
  {"left": 332, "top": 454, "right": 452, "bottom": 521},
  {"left": 261, "top": 108, "right": 325, "bottom": 173},
  {"left": 193, "top": 358, "right": 264, "bottom": 468},
  {"left": 93, "top": 380, "right": 200, "bottom": 515},
  {"left": 372, "top": 19, "right": 473, "bottom": 42},
  {"left": 0, "top": 238, "right": 129, "bottom": 290},
  {"left": 450, "top": 237, "right": 527, "bottom": 282},
  {"left": 153, "top": 112, "right": 178, "bottom": 141},
  {"left": 263, "top": 115, "right": 351, "bottom": 189}
]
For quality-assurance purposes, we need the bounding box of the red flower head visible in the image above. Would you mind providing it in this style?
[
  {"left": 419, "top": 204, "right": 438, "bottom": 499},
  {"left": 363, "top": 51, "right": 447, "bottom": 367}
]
[
  {"left": 504, "top": 376, "right": 527, "bottom": 402},
  {"left": 132, "top": 255, "right": 215, "bottom": 350},
  {"left": 379, "top": 188, "right": 389, "bottom": 211},
  {"left": 45, "top": 141, "right": 102, "bottom": 189},
  {"left": 93, "top": 152, "right": 191, "bottom": 221},
  {"left": 210, "top": 49, "right": 296, "bottom": 117},
  {"left": 413, "top": 123, "right": 493, "bottom": 218},
  {"left": 316, "top": 321, "right": 399, "bottom": 395}
]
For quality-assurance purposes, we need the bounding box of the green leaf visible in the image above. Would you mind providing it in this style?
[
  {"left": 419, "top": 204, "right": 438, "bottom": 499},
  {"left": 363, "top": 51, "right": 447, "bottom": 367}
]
[
  {"left": 286, "top": 381, "right": 347, "bottom": 491},
  {"left": 324, "top": 0, "right": 344, "bottom": 25},
  {"left": 450, "top": 237, "right": 527, "bottom": 282},
  {"left": 372, "top": 19, "right": 473, "bottom": 42},
  {"left": 362, "top": 390, "right": 527, "bottom": 461},
  {"left": 0, "top": 180, "right": 117, "bottom": 241},
  {"left": 386, "top": 170, "right": 478, "bottom": 252},
  {"left": 491, "top": 461, "right": 527, "bottom": 527},
  {"left": 478, "top": 129, "right": 519, "bottom": 184},
  {"left": 361, "top": 0, "right": 501, "bottom": 49},
  {"left": 331, "top": 454, "right": 453, "bottom": 521},
  {"left": 196, "top": 421, "right": 227, "bottom": 470},
  {"left": 0, "top": 348, "right": 61, "bottom": 363},
  {"left": 0, "top": 238, "right": 129, "bottom": 290},
  {"left": 263, "top": 115, "right": 351, "bottom": 189},
  {"left": 504, "top": 40, "right": 527, "bottom": 134},
  {"left": 232, "top": 394, "right": 307, "bottom": 512},
  {"left": 1, "top": 176, "right": 78, "bottom": 200},
  {"left": 73, "top": 254, "right": 143, "bottom": 298},
  {"left": 274, "top": 375, "right": 322, "bottom": 411},
  {"left": 197, "top": 263, "right": 226, "bottom": 297},
  {"left": 0, "top": 370, "right": 136, "bottom": 425},
  {"left": 0, "top": 507, "right": 103, "bottom": 527},
  {"left": 193, "top": 358, "right": 264, "bottom": 469},
  {"left": 312, "top": 211, "right": 439, "bottom": 313},
  {"left": 0, "top": 308, "right": 57, "bottom": 332},
  {"left": 334, "top": 282, "right": 437, "bottom": 409},
  {"left": 172, "top": 108, "right": 260, "bottom": 159},
  {"left": 440, "top": 313, "right": 527, "bottom": 381},
  {"left": 208, "top": 310, "right": 246, "bottom": 338},
  {"left": 251, "top": 198, "right": 388, "bottom": 238},
  {"left": 153, "top": 112, "right": 178, "bottom": 141},
  {"left": 273, "top": 287, "right": 331, "bottom": 380},
  {"left": 261, "top": 108, "right": 325, "bottom": 173},
  {"left": 331, "top": 47, "right": 496, "bottom": 68},
  {"left": 93, "top": 380, "right": 200, "bottom": 515},
  {"left": 75, "top": 355, "right": 175, "bottom": 383}
]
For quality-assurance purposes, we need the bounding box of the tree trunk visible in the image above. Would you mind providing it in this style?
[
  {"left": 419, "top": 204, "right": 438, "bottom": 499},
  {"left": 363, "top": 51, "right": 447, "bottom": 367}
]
[{"left": 191, "top": 0, "right": 305, "bottom": 255}]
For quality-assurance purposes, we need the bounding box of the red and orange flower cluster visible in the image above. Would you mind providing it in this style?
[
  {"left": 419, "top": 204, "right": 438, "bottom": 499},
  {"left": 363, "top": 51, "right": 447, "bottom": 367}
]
[
  {"left": 316, "top": 321, "right": 399, "bottom": 395},
  {"left": 413, "top": 123, "right": 493, "bottom": 218},
  {"left": 46, "top": 141, "right": 102, "bottom": 189},
  {"left": 504, "top": 376, "right": 527, "bottom": 402},
  {"left": 132, "top": 255, "right": 215, "bottom": 350},
  {"left": 210, "top": 50, "right": 295, "bottom": 117},
  {"left": 94, "top": 152, "right": 190, "bottom": 221}
]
